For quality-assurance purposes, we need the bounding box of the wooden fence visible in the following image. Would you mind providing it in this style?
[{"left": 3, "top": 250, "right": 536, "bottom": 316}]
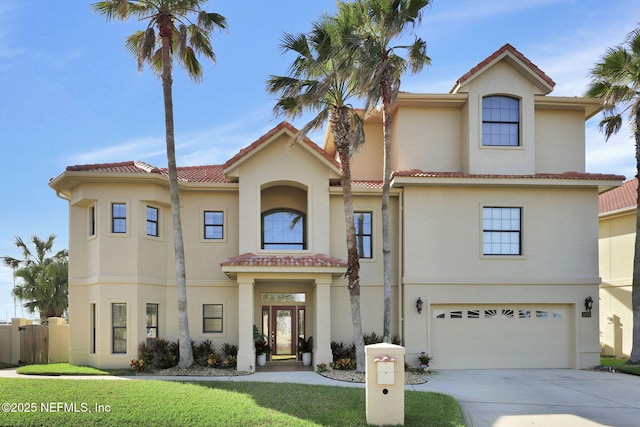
[{"left": 19, "top": 325, "right": 49, "bottom": 365}]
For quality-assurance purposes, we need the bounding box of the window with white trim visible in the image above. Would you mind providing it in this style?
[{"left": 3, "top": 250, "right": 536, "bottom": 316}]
[{"left": 482, "top": 207, "right": 522, "bottom": 256}]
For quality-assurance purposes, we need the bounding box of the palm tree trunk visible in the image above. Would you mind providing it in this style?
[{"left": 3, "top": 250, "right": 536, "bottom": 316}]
[
  {"left": 381, "top": 82, "right": 393, "bottom": 343},
  {"left": 332, "top": 110, "right": 365, "bottom": 372},
  {"left": 159, "top": 20, "right": 194, "bottom": 368},
  {"left": 630, "top": 110, "right": 640, "bottom": 365}
]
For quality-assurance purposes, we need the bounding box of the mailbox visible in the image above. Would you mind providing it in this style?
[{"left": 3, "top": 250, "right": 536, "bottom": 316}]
[
  {"left": 365, "top": 343, "right": 405, "bottom": 426},
  {"left": 374, "top": 355, "right": 396, "bottom": 385}
]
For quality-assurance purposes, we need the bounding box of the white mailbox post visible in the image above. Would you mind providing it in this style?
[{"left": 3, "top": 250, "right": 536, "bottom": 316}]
[{"left": 365, "top": 343, "right": 405, "bottom": 426}]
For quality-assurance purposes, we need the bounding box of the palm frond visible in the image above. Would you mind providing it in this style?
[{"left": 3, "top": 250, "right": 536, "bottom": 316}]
[{"left": 599, "top": 115, "right": 624, "bottom": 141}]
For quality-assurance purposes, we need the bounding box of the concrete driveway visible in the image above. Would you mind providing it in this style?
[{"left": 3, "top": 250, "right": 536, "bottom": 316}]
[{"left": 418, "top": 369, "right": 640, "bottom": 427}]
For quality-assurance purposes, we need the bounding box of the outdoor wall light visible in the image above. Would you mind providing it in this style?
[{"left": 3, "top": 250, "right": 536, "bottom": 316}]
[
  {"left": 585, "top": 296, "right": 594, "bottom": 313},
  {"left": 416, "top": 297, "right": 424, "bottom": 314}
]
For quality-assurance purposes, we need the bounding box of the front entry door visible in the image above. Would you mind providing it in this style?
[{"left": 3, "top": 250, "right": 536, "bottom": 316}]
[{"left": 272, "top": 306, "right": 295, "bottom": 358}]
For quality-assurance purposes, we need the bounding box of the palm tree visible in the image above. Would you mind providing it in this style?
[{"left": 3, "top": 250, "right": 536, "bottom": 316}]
[
  {"left": 266, "top": 13, "right": 367, "bottom": 371},
  {"left": 92, "top": 0, "right": 227, "bottom": 368},
  {"left": 347, "top": 0, "right": 431, "bottom": 341},
  {"left": 586, "top": 27, "right": 640, "bottom": 365},
  {"left": 2, "top": 235, "right": 68, "bottom": 323}
]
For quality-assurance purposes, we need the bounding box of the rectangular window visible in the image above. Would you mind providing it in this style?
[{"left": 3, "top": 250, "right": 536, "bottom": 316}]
[
  {"left": 112, "top": 203, "right": 127, "bottom": 234},
  {"left": 204, "top": 211, "right": 224, "bottom": 239},
  {"left": 112, "top": 303, "right": 127, "bottom": 354},
  {"left": 203, "top": 304, "right": 223, "bottom": 333},
  {"left": 146, "top": 206, "right": 159, "bottom": 237},
  {"left": 89, "top": 205, "right": 96, "bottom": 237},
  {"left": 354, "top": 212, "right": 372, "bottom": 258},
  {"left": 482, "top": 207, "right": 521, "bottom": 255},
  {"left": 146, "top": 303, "right": 158, "bottom": 346}
]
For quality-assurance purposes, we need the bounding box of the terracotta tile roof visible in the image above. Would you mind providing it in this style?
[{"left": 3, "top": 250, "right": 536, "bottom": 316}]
[
  {"left": 66, "top": 161, "right": 158, "bottom": 174},
  {"left": 599, "top": 178, "right": 638, "bottom": 214},
  {"left": 451, "top": 43, "right": 555, "bottom": 93},
  {"left": 223, "top": 121, "right": 339, "bottom": 170},
  {"left": 66, "top": 161, "right": 230, "bottom": 183},
  {"left": 393, "top": 170, "right": 625, "bottom": 181},
  {"left": 220, "top": 253, "right": 347, "bottom": 268}
]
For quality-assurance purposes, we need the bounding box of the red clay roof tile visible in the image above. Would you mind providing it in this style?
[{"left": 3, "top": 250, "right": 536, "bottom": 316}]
[
  {"left": 220, "top": 253, "right": 347, "bottom": 268},
  {"left": 392, "top": 170, "right": 625, "bottom": 181},
  {"left": 599, "top": 178, "right": 637, "bottom": 214},
  {"left": 451, "top": 44, "right": 555, "bottom": 93}
]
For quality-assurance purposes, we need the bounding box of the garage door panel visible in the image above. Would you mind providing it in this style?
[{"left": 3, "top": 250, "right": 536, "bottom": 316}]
[{"left": 431, "top": 304, "right": 571, "bottom": 369}]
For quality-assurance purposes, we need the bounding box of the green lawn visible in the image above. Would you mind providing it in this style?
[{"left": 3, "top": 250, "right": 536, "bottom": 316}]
[
  {"left": 16, "top": 363, "right": 110, "bottom": 376},
  {"left": 600, "top": 357, "right": 640, "bottom": 376},
  {"left": 0, "top": 378, "right": 465, "bottom": 427}
]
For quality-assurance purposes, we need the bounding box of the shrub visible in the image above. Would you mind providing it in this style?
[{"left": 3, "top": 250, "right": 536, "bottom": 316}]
[
  {"left": 152, "top": 339, "right": 178, "bottom": 369},
  {"left": 331, "top": 358, "right": 354, "bottom": 370},
  {"left": 223, "top": 355, "right": 237, "bottom": 368},
  {"left": 331, "top": 341, "right": 355, "bottom": 362},
  {"left": 193, "top": 339, "right": 216, "bottom": 367},
  {"left": 137, "top": 342, "right": 154, "bottom": 371},
  {"left": 221, "top": 343, "right": 238, "bottom": 357},
  {"left": 363, "top": 331, "right": 383, "bottom": 345}
]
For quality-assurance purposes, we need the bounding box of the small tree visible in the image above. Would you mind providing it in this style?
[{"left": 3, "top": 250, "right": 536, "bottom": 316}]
[{"left": 2, "top": 235, "right": 68, "bottom": 323}]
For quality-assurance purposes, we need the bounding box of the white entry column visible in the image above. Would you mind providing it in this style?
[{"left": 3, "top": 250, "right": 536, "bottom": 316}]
[
  {"left": 314, "top": 276, "right": 332, "bottom": 370},
  {"left": 236, "top": 276, "right": 255, "bottom": 372}
]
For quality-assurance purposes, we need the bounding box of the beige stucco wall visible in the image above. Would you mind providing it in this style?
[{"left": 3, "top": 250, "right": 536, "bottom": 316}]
[
  {"left": 402, "top": 186, "right": 600, "bottom": 283},
  {"left": 462, "top": 61, "right": 537, "bottom": 175},
  {"left": 599, "top": 209, "right": 634, "bottom": 357},
  {"left": 535, "top": 109, "right": 586, "bottom": 173}
]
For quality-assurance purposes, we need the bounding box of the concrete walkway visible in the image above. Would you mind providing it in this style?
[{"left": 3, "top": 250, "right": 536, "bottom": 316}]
[{"left": 2, "top": 367, "right": 639, "bottom": 426}]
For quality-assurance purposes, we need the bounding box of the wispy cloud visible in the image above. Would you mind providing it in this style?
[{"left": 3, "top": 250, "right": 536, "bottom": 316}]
[
  {"left": 66, "top": 105, "right": 284, "bottom": 167},
  {"left": 585, "top": 121, "right": 635, "bottom": 180},
  {"left": 429, "top": 0, "right": 570, "bottom": 23}
]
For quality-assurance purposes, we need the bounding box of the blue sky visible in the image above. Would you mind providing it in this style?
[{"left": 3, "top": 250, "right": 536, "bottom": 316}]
[{"left": 1, "top": 0, "right": 638, "bottom": 320}]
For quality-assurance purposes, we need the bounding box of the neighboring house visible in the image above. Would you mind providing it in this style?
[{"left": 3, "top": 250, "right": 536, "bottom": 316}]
[
  {"left": 49, "top": 44, "right": 623, "bottom": 371},
  {"left": 599, "top": 178, "right": 637, "bottom": 358}
]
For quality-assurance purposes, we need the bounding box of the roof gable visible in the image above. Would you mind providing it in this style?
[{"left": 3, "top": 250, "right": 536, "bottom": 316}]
[
  {"left": 223, "top": 121, "right": 341, "bottom": 178},
  {"left": 451, "top": 44, "right": 555, "bottom": 94}
]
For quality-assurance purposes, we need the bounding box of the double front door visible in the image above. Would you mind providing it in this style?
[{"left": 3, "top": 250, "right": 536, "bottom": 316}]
[{"left": 262, "top": 305, "right": 306, "bottom": 360}]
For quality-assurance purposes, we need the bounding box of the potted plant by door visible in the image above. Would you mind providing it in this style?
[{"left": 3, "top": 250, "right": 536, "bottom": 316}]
[
  {"left": 254, "top": 326, "right": 271, "bottom": 367},
  {"left": 297, "top": 336, "right": 313, "bottom": 366}
]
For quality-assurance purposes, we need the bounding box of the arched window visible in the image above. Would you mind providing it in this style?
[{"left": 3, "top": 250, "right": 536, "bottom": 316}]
[
  {"left": 482, "top": 95, "right": 520, "bottom": 146},
  {"left": 262, "top": 209, "right": 306, "bottom": 250}
]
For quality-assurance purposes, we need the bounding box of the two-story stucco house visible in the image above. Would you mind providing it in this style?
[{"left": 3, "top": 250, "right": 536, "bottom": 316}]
[{"left": 49, "top": 44, "right": 624, "bottom": 371}]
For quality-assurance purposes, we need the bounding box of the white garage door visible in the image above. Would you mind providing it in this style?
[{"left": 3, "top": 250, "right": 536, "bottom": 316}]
[{"left": 431, "top": 305, "right": 572, "bottom": 369}]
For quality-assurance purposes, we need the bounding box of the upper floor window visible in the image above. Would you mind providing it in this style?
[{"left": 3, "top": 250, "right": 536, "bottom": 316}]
[
  {"left": 204, "top": 211, "right": 224, "bottom": 240},
  {"left": 112, "top": 203, "right": 127, "bottom": 234},
  {"left": 482, "top": 207, "right": 522, "bottom": 256},
  {"left": 354, "top": 212, "right": 372, "bottom": 258},
  {"left": 262, "top": 209, "right": 306, "bottom": 250},
  {"left": 146, "top": 206, "right": 159, "bottom": 237},
  {"left": 482, "top": 95, "right": 519, "bottom": 147}
]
